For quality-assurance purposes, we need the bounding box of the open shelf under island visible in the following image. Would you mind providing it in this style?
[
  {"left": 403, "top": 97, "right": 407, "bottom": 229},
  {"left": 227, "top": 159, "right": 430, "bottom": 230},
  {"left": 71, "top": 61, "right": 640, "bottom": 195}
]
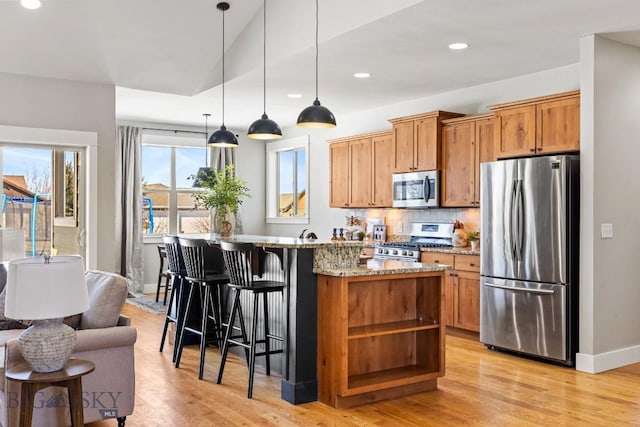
[{"left": 317, "top": 260, "right": 450, "bottom": 408}]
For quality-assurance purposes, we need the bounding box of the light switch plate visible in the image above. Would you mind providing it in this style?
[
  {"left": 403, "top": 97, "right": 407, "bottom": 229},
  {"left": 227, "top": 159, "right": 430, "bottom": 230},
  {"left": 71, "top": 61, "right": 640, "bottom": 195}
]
[{"left": 601, "top": 223, "right": 613, "bottom": 239}]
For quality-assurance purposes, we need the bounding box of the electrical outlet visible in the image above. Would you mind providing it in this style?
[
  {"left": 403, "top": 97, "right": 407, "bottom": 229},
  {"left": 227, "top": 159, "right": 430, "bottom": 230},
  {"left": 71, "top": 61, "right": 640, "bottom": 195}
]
[{"left": 601, "top": 223, "right": 613, "bottom": 239}]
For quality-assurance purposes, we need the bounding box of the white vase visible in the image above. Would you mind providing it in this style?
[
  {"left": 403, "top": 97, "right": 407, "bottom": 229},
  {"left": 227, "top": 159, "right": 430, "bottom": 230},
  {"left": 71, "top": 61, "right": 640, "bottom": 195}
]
[
  {"left": 212, "top": 205, "right": 235, "bottom": 237},
  {"left": 470, "top": 240, "right": 478, "bottom": 251}
]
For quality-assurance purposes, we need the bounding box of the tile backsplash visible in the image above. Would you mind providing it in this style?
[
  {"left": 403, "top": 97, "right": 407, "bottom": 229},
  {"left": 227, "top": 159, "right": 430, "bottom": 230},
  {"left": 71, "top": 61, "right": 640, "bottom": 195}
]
[{"left": 348, "top": 207, "right": 480, "bottom": 237}]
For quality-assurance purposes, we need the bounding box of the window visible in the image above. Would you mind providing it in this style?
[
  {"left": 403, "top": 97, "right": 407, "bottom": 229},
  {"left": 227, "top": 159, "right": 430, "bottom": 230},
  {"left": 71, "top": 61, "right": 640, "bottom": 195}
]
[
  {"left": 266, "top": 136, "right": 309, "bottom": 224},
  {"left": 141, "top": 131, "right": 210, "bottom": 235}
]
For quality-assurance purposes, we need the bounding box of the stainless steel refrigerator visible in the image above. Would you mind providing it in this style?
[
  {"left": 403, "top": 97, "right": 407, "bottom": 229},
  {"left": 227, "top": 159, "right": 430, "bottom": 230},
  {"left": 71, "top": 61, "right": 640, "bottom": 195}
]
[{"left": 480, "top": 154, "right": 579, "bottom": 365}]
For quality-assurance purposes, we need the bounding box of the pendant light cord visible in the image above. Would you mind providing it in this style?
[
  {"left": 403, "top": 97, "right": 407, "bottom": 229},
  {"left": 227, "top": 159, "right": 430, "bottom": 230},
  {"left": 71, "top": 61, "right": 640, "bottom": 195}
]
[
  {"left": 314, "top": 0, "right": 319, "bottom": 100},
  {"left": 221, "top": 5, "right": 226, "bottom": 126},
  {"left": 262, "top": 0, "right": 267, "bottom": 115},
  {"left": 204, "top": 113, "right": 210, "bottom": 167}
]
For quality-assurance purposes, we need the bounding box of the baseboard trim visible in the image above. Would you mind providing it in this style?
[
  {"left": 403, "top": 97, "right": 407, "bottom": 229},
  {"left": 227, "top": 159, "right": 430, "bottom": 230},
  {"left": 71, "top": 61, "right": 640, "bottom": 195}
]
[{"left": 576, "top": 344, "right": 640, "bottom": 373}]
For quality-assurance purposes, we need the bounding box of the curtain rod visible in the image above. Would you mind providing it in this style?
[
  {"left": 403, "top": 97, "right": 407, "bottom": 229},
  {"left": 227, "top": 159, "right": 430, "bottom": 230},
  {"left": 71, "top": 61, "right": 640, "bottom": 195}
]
[{"left": 142, "top": 127, "right": 205, "bottom": 136}]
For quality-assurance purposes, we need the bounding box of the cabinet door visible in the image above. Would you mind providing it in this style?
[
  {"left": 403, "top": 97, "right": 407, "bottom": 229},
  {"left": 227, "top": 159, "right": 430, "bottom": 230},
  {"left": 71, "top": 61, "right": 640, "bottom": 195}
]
[
  {"left": 496, "top": 105, "right": 536, "bottom": 158},
  {"left": 536, "top": 96, "right": 580, "bottom": 154},
  {"left": 453, "top": 271, "right": 480, "bottom": 332},
  {"left": 329, "top": 141, "right": 350, "bottom": 207},
  {"left": 371, "top": 133, "right": 393, "bottom": 207},
  {"left": 441, "top": 121, "right": 474, "bottom": 207},
  {"left": 348, "top": 138, "right": 373, "bottom": 207},
  {"left": 392, "top": 121, "right": 414, "bottom": 172},
  {"left": 414, "top": 117, "right": 439, "bottom": 171},
  {"left": 474, "top": 118, "right": 495, "bottom": 205}
]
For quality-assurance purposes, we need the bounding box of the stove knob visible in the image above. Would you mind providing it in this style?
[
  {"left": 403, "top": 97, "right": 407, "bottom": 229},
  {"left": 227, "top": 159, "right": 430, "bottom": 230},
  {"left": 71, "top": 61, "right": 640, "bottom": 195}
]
[
  {"left": 401, "top": 250, "right": 407, "bottom": 256},
  {"left": 383, "top": 249, "right": 389, "bottom": 254},
  {"left": 407, "top": 250, "right": 413, "bottom": 257},
  {"left": 391, "top": 250, "right": 398, "bottom": 255}
]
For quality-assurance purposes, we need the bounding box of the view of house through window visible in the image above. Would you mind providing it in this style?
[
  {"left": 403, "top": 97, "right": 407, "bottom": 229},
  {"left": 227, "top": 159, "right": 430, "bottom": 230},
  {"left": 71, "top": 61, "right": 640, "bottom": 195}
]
[
  {"left": 278, "top": 148, "right": 306, "bottom": 217},
  {"left": 266, "top": 136, "right": 309, "bottom": 224},
  {"left": 141, "top": 132, "right": 210, "bottom": 235},
  {"left": 1, "top": 146, "right": 81, "bottom": 257}
]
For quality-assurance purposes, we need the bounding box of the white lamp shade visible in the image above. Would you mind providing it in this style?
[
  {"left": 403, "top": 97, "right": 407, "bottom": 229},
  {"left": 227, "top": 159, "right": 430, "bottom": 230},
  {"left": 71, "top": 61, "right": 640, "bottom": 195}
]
[
  {"left": 5, "top": 256, "right": 89, "bottom": 320},
  {"left": 0, "top": 228, "right": 25, "bottom": 262}
]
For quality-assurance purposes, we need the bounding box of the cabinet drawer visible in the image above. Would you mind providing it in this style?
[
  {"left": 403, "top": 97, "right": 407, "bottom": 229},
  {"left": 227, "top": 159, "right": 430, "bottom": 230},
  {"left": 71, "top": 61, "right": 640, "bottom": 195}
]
[
  {"left": 454, "top": 254, "right": 480, "bottom": 272},
  {"left": 420, "top": 252, "right": 454, "bottom": 266}
]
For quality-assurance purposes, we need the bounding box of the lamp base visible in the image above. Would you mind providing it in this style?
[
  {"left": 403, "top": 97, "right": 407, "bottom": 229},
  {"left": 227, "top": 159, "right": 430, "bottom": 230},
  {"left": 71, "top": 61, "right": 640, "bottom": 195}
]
[{"left": 17, "top": 319, "right": 77, "bottom": 373}]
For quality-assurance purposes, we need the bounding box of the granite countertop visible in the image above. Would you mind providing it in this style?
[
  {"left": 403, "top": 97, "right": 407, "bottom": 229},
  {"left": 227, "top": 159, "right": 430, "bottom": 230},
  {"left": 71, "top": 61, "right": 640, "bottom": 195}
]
[
  {"left": 422, "top": 246, "right": 480, "bottom": 256},
  {"left": 177, "top": 233, "right": 364, "bottom": 249},
  {"left": 314, "top": 259, "right": 452, "bottom": 277}
]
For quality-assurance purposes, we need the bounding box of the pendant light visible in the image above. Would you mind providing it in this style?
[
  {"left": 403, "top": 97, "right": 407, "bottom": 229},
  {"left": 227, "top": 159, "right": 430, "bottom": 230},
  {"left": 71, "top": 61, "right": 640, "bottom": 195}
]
[
  {"left": 193, "top": 113, "right": 215, "bottom": 188},
  {"left": 296, "top": 0, "right": 336, "bottom": 128},
  {"left": 209, "top": 2, "right": 238, "bottom": 147},
  {"left": 247, "top": 0, "right": 282, "bottom": 140}
]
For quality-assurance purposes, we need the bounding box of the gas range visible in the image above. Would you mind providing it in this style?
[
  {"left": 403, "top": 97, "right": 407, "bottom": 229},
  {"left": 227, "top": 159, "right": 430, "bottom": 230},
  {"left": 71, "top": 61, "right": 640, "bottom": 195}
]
[{"left": 374, "top": 222, "right": 454, "bottom": 262}]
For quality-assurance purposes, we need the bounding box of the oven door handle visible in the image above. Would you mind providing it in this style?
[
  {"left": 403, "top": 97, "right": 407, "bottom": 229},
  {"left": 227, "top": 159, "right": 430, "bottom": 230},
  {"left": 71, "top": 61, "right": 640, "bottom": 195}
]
[{"left": 483, "top": 282, "right": 555, "bottom": 295}]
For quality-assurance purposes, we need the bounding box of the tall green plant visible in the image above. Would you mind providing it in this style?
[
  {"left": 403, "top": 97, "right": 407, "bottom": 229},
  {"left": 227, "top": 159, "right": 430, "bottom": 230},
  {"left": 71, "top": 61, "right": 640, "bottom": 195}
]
[{"left": 192, "top": 164, "right": 250, "bottom": 214}]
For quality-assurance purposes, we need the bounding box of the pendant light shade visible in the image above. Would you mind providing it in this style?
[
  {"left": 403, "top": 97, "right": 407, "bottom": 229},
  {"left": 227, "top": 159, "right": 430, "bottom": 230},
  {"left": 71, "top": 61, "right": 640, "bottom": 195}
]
[
  {"left": 193, "top": 113, "right": 216, "bottom": 188},
  {"left": 209, "top": 2, "right": 238, "bottom": 147},
  {"left": 248, "top": 0, "right": 282, "bottom": 140},
  {"left": 297, "top": 0, "right": 336, "bottom": 128}
]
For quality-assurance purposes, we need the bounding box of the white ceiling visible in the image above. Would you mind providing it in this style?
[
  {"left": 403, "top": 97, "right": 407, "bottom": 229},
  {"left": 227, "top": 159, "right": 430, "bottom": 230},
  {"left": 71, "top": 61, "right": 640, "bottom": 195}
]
[{"left": 2, "top": 0, "right": 640, "bottom": 131}]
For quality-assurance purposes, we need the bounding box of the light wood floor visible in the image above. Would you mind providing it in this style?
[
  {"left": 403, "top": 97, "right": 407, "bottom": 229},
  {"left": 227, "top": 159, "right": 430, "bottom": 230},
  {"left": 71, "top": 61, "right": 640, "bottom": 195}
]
[{"left": 91, "top": 301, "right": 640, "bottom": 426}]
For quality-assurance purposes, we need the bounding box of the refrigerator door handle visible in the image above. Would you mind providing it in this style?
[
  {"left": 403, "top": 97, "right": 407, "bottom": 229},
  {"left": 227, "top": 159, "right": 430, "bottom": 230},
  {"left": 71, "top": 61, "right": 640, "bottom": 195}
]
[
  {"left": 515, "top": 179, "right": 524, "bottom": 261},
  {"left": 508, "top": 180, "right": 518, "bottom": 260},
  {"left": 483, "top": 281, "right": 556, "bottom": 295}
]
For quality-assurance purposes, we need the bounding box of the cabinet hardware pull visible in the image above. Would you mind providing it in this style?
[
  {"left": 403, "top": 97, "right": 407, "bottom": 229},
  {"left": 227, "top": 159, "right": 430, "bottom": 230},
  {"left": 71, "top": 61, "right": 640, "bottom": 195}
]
[
  {"left": 469, "top": 263, "right": 475, "bottom": 267},
  {"left": 530, "top": 148, "right": 536, "bottom": 152}
]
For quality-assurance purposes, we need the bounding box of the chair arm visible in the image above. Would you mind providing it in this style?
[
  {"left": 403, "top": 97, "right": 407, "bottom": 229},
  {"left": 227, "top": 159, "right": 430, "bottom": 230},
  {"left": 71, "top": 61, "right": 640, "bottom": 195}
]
[{"left": 74, "top": 325, "right": 137, "bottom": 353}]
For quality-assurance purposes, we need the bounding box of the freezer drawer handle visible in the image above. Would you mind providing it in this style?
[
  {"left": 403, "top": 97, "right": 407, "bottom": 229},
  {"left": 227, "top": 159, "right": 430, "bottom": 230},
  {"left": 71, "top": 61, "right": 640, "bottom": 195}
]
[{"left": 483, "top": 282, "right": 556, "bottom": 295}]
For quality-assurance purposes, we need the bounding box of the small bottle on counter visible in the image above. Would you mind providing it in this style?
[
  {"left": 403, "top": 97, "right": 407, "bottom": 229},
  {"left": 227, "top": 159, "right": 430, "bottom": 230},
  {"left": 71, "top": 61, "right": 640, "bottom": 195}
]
[
  {"left": 331, "top": 228, "right": 338, "bottom": 241},
  {"left": 338, "top": 228, "right": 346, "bottom": 241}
]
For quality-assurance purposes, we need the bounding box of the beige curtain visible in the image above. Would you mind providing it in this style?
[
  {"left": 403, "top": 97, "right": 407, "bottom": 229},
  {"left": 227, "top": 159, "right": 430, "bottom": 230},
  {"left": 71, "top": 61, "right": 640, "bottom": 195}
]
[{"left": 115, "top": 126, "right": 144, "bottom": 294}]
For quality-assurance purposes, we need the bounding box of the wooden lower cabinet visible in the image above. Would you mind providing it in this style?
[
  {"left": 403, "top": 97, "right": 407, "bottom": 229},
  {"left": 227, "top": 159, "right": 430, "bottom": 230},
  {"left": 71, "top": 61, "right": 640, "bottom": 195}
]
[
  {"left": 317, "top": 272, "right": 445, "bottom": 408},
  {"left": 420, "top": 252, "right": 480, "bottom": 333}
]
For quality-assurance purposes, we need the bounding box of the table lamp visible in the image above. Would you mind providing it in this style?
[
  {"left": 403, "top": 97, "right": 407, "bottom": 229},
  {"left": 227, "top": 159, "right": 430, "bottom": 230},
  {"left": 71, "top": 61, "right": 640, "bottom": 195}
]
[
  {"left": 5, "top": 255, "right": 89, "bottom": 373},
  {"left": 0, "top": 228, "right": 25, "bottom": 287}
]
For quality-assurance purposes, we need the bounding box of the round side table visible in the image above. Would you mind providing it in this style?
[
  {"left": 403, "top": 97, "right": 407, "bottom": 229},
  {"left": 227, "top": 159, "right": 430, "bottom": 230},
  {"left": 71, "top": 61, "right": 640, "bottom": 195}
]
[{"left": 5, "top": 358, "right": 95, "bottom": 427}]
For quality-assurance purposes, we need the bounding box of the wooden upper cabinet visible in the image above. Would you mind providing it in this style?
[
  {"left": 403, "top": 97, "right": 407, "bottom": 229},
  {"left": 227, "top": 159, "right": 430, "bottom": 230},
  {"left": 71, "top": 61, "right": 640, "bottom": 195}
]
[
  {"left": 389, "top": 111, "right": 463, "bottom": 173},
  {"left": 491, "top": 90, "right": 580, "bottom": 159},
  {"left": 441, "top": 114, "right": 494, "bottom": 207},
  {"left": 371, "top": 132, "right": 393, "bottom": 207},
  {"left": 391, "top": 121, "right": 414, "bottom": 173},
  {"left": 348, "top": 137, "right": 373, "bottom": 207},
  {"left": 329, "top": 141, "right": 349, "bottom": 208},
  {"left": 328, "top": 131, "right": 393, "bottom": 209},
  {"left": 536, "top": 95, "right": 580, "bottom": 154}
]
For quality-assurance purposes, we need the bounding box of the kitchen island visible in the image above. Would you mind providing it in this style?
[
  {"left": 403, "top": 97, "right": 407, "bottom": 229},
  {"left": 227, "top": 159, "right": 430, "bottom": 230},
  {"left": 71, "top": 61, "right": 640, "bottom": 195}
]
[
  {"left": 178, "top": 234, "right": 450, "bottom": 406},
  {"left": 317, "top": 260, "right": 451, "bottom": 408}
]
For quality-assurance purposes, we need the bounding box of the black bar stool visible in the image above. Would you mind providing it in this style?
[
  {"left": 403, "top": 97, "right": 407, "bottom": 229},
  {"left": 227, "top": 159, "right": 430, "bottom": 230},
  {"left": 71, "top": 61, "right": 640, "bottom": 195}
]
[
  {"left": 217, "top": 241, "right": 284, "bottom": 398},
  {"left": 176, "top": 238, "right": 230, "bottom": 380},
  {"left": 155, "top": 244, "right": 171, "bottom": 304},
  {"left": 159, "top": 235, "right": 187, "bottom": 363}
]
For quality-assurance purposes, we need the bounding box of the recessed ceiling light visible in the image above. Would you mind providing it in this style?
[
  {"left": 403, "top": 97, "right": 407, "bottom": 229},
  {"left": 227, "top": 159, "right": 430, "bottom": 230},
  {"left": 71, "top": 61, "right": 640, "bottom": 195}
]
[
  {"left": 21, "top": 0, "right": 41, "bottom": 9},
  {"left": 448, "top": 42, "right": 469, "bottom": 50},
  {"left": 287, "top": 93, "right": 302, "bottom": 99},
  {"left": 353, "top": 72, "right": 371, "bottom": 79}
]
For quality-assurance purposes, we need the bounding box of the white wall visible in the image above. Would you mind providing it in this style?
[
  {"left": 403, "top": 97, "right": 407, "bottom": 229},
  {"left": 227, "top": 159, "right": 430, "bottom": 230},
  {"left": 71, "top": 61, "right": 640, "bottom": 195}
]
[
  {"left": 0, "top": 72, "right": 117, "bottom": 272},
  {"left": 266, "top": 64, "right": 580, "bottom": 238},
  {"left": 576, "top": 35, "right": 640, "bottom": 373}
]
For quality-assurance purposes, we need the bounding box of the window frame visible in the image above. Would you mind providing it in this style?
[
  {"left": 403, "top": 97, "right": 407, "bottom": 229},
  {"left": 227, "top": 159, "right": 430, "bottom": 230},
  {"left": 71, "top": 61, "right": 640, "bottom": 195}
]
[
  {"left": 141, "top": 131, "right": 208, "bottom": 238},
  {"left": 265, "top": 135, "right": 310, "bottom": 224}
]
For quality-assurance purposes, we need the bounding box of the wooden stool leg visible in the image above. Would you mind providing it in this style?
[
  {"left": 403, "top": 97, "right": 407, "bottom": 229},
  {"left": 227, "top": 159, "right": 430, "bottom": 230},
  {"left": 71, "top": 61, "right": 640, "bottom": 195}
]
[
  {"left": 263, "top": 292, "right": 271, "bottom": 376},
  {"left": 159, "top": 274, "right": 176, "bottom": 353},
  {"left": 199, "top": 284, "right": 209, "bottom": 380},
  {"left": 175, "top": 281, "right": 196, "bottom": 368},
  {"left": 217, "top": 289, "right": 240, "bottom": 384},
  {"left": 248, "top": 292, "right": 260, "bottom": 398}
]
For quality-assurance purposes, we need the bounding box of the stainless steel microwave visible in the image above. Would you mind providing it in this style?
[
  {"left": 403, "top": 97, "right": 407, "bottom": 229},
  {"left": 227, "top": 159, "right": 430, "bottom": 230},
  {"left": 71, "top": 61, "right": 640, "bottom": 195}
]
[{"left": 392, "top": 170, "right": 439, "bottom": 208}]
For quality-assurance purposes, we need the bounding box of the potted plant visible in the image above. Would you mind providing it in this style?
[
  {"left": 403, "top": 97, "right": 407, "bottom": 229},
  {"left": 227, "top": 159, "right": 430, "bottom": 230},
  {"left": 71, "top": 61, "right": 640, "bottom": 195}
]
[
  {"left": 192, "top": 164, "right": 250, "bottom": 237},
  {"left": 468, "top": 231, "right": 480, "bottom": 251}
]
